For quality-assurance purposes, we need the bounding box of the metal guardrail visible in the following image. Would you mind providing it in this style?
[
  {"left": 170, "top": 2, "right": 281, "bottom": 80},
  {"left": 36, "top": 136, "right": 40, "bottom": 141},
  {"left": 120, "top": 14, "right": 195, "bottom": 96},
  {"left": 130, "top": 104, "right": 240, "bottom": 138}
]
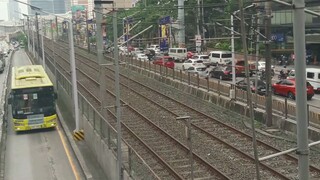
[{"left": 118, "top": 55, "right": 320, "bottom": 127}]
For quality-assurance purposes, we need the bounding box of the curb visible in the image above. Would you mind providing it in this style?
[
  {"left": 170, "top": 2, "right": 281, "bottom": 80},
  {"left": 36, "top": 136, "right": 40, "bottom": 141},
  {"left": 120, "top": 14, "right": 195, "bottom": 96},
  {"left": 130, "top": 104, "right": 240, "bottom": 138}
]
[
  {"left": 56, "top": 106, "right": 93, "bottom": 180},
  {"left": 0, "top": 50, "right": 15, "bottom": 180}
]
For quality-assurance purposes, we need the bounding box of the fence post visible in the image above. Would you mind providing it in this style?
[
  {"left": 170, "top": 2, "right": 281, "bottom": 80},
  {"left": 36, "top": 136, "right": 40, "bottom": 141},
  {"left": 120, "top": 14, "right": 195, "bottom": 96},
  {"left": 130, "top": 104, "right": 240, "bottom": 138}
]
[
  {"left": 180, "top": 70, "right": 182, "bottom": 82},
  {"left": 307, "top": 104, "right": 310, "bottom": 126},
  {"left": 285, "top": 97, "right": 288, "bottom": 119},
  {"left": 218, "top": 79, "right": 221, "bottom": 97},
  {"left": 148, "top": 61, "right": 151, "bottom": 73},
  {"left": 173, "top": 68, "right": 175, "bottom": 80},
  {"left": 128, "top": 148, "right": 132, "bottom": 177},
  {"left": 197, "top": 73, "right": 200, "bottom": 88},
  {"left": 166, "top": 67, "right": 168, "bottom": 77},
  {"left": 160, "top": 65, "right": 162, "bottom": 76},
  {"left": 206, "top": 77, "right": 209, "bottom": 92},
  {"left": 188, "top": 72, "right": 190, "bottom": 85}
]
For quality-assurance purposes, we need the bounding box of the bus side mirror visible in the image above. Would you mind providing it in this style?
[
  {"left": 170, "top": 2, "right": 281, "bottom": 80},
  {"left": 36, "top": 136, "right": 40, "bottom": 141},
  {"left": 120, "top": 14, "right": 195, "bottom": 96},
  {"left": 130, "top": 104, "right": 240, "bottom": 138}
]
[{"left": 54, "top": 93, "right": 58, "bottom": 100}]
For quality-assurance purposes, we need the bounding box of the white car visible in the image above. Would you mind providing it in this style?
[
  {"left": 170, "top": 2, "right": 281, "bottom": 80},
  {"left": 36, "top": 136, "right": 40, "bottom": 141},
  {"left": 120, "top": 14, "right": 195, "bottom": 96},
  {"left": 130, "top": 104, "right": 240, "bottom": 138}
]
[
  {"left": 257, "top": 61, "right": 275, "bottom": 71},
  {"left": 186, "top": 66, "right": 208, "bottom": 77},
  {"left": 190, "top": 55, "right": 210, "bottom": 66},
  {"left": 182, "top": 59, "right": 205, "bottom": 70},
  {"left": 135, "top": 53, "right": 148, "bottom": 61}
]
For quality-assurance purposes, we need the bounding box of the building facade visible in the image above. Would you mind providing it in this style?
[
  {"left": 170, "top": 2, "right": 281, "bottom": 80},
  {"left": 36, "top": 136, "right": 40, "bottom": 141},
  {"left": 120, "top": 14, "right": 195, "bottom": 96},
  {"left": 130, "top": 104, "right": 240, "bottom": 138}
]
[
  {"left": 8, "top": 1, "right": 21, "bottom": 21},
  {"left": 28, "top": 0, "right": 67, "bottom": 15}
]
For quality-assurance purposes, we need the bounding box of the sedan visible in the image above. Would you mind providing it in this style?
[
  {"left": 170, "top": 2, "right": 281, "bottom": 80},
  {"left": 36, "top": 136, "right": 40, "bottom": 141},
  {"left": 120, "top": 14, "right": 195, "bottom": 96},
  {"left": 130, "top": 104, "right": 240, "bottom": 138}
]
[
  {"left": 190, "top": 55, "right": 210, "bottom": 66},
  {"left": 182, "top": 59, "right": 205, "bottom": 70},
  {"left": 208, "top": 66, "right": 232, "bottom": 80},
  {"left": 236, "top": 78, "right": 266, "bottom": 95},
  {"left": 272, "top": 78, "right": 314, "bottom": 100},
  {"left": 185, "top": 66, "right": 208, "bottom": 77},
  {"left": 135, "top": 53, "right": 148, "bottom": 61},
  {"left": 152, "top": 56, "right": 175, "bottom": 69}
]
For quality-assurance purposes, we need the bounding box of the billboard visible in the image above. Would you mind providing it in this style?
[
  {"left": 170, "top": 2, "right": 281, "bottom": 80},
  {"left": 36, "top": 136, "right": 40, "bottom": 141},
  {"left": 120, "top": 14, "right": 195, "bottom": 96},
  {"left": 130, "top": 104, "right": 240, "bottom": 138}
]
[{"left": 159, "top": 16, "right": 171, "bottom": 51}]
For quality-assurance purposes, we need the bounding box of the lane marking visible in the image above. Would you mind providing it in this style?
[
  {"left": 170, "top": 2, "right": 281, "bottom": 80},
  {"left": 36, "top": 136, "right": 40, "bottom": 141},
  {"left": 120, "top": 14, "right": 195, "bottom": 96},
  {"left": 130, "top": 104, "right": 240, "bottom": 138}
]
[{"left": 56, "top": 125, "right": 81, "bottom": 180}]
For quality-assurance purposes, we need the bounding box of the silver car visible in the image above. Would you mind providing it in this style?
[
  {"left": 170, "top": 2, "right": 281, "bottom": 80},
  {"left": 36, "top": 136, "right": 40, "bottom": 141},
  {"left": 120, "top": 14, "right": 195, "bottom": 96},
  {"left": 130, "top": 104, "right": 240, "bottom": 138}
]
[{"left": 185, "top": 66, "right": 208, "bottom": 77}]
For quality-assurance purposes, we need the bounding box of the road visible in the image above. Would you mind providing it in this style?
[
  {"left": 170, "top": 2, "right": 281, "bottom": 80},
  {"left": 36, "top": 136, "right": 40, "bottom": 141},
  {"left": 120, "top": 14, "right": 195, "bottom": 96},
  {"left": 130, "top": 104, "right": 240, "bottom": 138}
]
[
  {"left": 4, "top": 50, "right": 81, "bottom": 180},
  {"left": 174, "top": 63, "right": 320, "bottom": 112}
]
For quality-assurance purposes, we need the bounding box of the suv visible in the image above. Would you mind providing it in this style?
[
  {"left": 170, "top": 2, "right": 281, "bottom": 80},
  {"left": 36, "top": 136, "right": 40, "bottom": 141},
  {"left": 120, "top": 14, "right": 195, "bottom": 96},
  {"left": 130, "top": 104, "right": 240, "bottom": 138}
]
[{"left": 233, "top": 60, "right": 256, "bottom": 76}]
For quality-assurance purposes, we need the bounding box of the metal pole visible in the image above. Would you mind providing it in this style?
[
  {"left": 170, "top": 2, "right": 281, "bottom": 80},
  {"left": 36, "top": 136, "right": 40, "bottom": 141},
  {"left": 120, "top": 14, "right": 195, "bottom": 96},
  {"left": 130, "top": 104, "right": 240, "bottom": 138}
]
[
  {"left": 55, "top": 16, "right": 58, "bottom": 40},
  {"left": 68, "top": 20, "right": 80, "bottom": 131},
  {"left": 231, "top": 14, "right": 236, "bottom": 87},
  {"left": 196, "top": 0, "right": 201, "bottom": 53},
  {"left": 239, "top": 1, "right": 261, "bottom": 179},
  {"left": 86, "top": 10, "right": 90, "bottom": 53},
  {"left": 35, "top": 12, "right": 41, "bottom": 62},
  {"left": 32, "top": 20, "right": 35, "bottom": 57},
  {"left": 113, "top": 8, "right": 123, "bottom": 180},
  {"left": 293, "top": 0, "right": 309, "bottom": 178},
  {"left": 265, "top": 1, "right": 273, "bottom": 127},
  {"left": 27, "top": 16, "right": 30, "bottom": 51},
  {"left": 255, "top": 12, "right": 260, "bottom": 107},
  {"left": 201, "top": 0, "right": 206, "bottom": 47},
  {"left": 177, "top": 0, "right": 185, "bottom": 47},
  {"left": 41, "top": 19, "right": 45, "bottom": 70},
  {"left": 187, "top": 118, "right": 194, "bottom": 180},
  {"left": 169, "top": 23, "right": 172, "bottom": 48}
]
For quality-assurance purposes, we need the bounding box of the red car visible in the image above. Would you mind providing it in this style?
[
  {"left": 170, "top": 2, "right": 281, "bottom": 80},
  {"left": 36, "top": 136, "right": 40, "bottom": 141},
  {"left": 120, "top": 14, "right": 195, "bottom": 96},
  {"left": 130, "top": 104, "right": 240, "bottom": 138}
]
[
  {"left": 152, "top": 56, "right": 175, "bottom": 69},
  {"left": 272, "top": 78, "right": 314, "bottom": 100}
]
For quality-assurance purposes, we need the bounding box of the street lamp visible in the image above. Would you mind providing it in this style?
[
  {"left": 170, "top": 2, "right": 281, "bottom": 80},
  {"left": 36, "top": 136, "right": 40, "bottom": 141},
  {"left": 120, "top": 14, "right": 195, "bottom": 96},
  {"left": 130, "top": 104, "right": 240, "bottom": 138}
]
[
  {"left": 14, "top": 0, "right": 81, "bottom": 132},
  {"left": 176, "top": 116, "right": 194, "bottom": 180}
]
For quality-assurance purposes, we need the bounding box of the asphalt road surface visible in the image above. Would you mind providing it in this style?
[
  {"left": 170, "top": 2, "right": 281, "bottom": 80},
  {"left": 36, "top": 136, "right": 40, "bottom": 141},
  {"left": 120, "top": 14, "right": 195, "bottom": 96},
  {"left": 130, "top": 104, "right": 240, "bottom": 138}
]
[
  {"left": 4, "top": 50, "right": 82, "bottom": 180},
  {"left": 174, "top": 63, "right": 320, "bottom": 113}
]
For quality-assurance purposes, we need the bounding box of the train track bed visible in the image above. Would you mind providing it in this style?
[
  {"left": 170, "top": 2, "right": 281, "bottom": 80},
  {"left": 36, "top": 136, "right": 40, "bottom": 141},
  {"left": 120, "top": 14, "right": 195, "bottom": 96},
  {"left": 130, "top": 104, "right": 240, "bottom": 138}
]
[{"left": 43, "top": 38, "right": 320, "bottom": 179}]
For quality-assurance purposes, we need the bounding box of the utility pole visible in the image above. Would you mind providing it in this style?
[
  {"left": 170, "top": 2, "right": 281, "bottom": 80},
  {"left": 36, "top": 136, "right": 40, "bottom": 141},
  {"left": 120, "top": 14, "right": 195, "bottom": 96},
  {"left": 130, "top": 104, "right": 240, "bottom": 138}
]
[
  {"left": 55, "top": 16, "right": 58, "bottom": 40},
  {"left": 35, "top": 12, "right": 41, "bottom": 63},
  {"left": 177, "top": 0, "right": 185, "bottom": 47},
  {"left": 239, "top": 0, "right": 261, "bottom": 179},
  {"left": 86, "top": 10, "right": 90, "bottom": 53},
  {"left": 112, "top": 6, "right": 123, "bottom": 180},
  {"left": 201, "top": 0, "right": 206, "bottom": 47},
  {"left": 264, "top": 1, "right": 272, "bottom": 127},
  {"left": 293, "top": 0, "right": 309, "bottom": 178},
  {"left": 196, "top": 0, "right": 201, "bottom": 53}
]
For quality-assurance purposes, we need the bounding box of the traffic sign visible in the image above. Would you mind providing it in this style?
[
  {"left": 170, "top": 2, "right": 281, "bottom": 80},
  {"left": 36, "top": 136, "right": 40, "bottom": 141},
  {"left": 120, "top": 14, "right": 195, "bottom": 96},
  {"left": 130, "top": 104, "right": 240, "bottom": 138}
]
[{"left": 195, "top": 35, "right": 201, "bottom": 47}]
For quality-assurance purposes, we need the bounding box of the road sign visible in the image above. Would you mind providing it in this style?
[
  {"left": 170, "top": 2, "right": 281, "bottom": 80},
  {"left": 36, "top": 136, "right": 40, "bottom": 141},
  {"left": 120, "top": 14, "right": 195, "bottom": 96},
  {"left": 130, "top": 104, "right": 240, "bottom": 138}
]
[{"left": 195, "top": 35, "right": 201, "bottom": 47}]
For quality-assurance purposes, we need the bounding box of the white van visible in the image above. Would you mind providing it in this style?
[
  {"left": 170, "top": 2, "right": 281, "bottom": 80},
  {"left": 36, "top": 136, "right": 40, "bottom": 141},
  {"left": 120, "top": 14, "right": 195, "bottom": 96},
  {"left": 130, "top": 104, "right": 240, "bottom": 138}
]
[
  {"left": 168, "top": 48, "right": 187, "bottom": 62},
  {"left": 208, "top": 51, "right": 232, "bottom": 65},
  {"left": 287, "top": 68, "right": 320, "bottom": 92}
]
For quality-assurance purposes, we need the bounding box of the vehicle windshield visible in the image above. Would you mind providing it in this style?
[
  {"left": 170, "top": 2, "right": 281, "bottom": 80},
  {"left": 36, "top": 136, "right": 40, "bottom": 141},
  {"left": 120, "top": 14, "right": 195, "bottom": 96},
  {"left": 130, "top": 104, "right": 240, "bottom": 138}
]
[
  {"left": 201, "top": 56, "right": 209, "bottom": 59},
  {"left": 196, "top": 60, "right": 203, "bottom": 63},
  {"left": 11, "top": 87, "right": 56, "bottom": 119}
]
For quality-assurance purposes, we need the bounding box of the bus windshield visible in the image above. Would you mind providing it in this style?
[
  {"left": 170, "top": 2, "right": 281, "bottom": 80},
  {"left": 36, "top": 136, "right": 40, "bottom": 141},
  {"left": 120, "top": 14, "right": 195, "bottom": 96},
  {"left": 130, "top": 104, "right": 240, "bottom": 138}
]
[{"left": 11, "top": 87, "right": 56, "bottom": 119}]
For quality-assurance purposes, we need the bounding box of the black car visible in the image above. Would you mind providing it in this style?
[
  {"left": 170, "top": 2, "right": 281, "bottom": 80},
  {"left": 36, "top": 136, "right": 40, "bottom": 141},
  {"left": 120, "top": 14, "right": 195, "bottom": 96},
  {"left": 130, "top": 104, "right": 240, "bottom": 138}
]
[
  {"left": 208, "top": 66, "right": 232, "bottom": 80},
  {"left": 236, "top": 78, "right": 266, "bottom": 95}
]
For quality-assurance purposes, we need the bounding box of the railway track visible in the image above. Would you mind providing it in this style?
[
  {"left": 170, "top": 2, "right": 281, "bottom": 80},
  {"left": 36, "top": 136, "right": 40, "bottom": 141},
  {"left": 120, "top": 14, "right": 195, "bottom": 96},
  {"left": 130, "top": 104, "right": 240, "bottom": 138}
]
[
  {"left": 43, "top": 37, "right": 231, "bottom": 179},
  {"left": 42, "top": 37, "right": 320, "bottom": 179}
]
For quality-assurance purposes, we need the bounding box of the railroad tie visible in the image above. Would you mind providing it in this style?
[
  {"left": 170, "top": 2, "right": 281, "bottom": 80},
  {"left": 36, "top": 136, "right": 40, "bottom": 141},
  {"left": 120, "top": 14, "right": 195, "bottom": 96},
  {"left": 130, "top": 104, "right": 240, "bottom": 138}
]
[{"left": 73, "top": 130, "right": 84, "bottom": 141}]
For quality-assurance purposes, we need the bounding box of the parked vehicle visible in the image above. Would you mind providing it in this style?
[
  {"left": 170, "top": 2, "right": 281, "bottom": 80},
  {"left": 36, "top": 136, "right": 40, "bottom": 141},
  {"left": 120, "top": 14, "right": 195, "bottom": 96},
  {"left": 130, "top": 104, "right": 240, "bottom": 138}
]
[
  {"left": 168, "top": 48, "right": 187, "bottom": 62},
  {"left": 287, "top": 68, "right": 320, "bottom": 93},
  {"left": 236, "top": 78, "right": 266, "bottom": 95},
  {"left": 135, "top": 53, "right": 148, "bottom": 61},
  {"left": 208, "top": 51, "right": 232, "bottom": 65},
  {"left": 272, "top": 78, "right": 314, "bottom": 100},
  {"left": 208, "top": 66, "right": 232, "bottom": 80},
  {"left": 152, "top": 56, "right": 175, "bottom": 69},
  {"left": 187, "top": 51, "right": 194, "bottom": 59},
  {"left": 189, "top": 55, "right": 210, "bottom": 66},
  {"left": 185, "top": 66, "right": 208, "bottom": 77},
  {"left": 234, "top": 60, "right": 256, "bottom": 76},
  {"left": 182, "top": 59, "right": 205, "bottom": 70}
]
